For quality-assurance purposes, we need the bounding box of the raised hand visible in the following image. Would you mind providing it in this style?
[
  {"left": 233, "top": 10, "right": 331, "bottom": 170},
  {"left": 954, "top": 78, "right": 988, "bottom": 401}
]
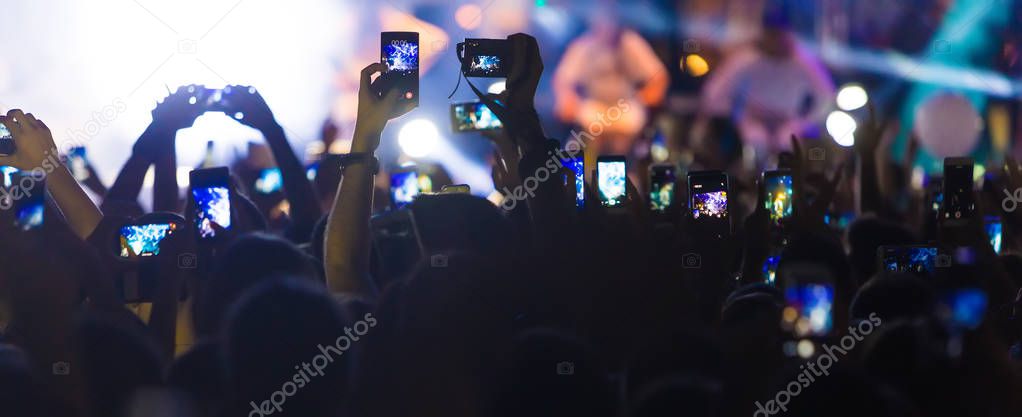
[
  {"left": 150, "top": 85, "right": 207, "bottom": 133},
  {"left": 0, "top": 109, "right": 103, "bottom": 238},
  {"left": 790, "top": 134, "right": 845, "bottom": 230},
  {"left": 470, "top": 34, "right": 545, "bottom": 150},
  {"left": 0, "top": 109, "right": 57, "bottom": 171},
  {"left": 353, "top": 62, "right": 410, "bottom": 150},
  {"left": 222, "top": 85, "right": 278, "bottom": 132},
  {"left": 853, "top": 102, "right": 886, "bottom": 158}
]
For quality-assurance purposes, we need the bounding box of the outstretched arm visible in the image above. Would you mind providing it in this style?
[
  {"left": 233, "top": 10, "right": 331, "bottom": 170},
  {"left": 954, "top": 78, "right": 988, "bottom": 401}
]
[
  {"left": 0, "top": 110, "right": 102, "bottom": 238},
  {"left": 229, "top": 87, "right": 322, "bottom": 242},
  {"left": 324, "top": 63, "right": 408, "bottom": 295},
  {"left": 105, "top": 87, "right": 205, "bottom": 212}
]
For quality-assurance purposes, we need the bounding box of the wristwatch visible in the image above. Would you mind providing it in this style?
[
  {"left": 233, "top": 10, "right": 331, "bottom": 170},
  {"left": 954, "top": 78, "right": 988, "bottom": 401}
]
[{"left": 337, "top": 152, "right": 379, "bottom": 175}]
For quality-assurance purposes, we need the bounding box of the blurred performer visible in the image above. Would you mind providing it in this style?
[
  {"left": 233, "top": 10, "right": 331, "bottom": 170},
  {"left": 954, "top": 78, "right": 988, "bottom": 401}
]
[
  {"left": 553, "top": 8, "right": 669, "bottom": 159},
  {"left": 700, "top": 10, "right": 834, "bottom": 162}
]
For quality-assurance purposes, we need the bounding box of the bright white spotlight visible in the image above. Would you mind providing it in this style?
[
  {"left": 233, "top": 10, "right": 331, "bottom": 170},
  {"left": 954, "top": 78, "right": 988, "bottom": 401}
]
[
  {"left": 826, "top": 111, "right": 857, "bottom": 147},
  {"left": 487, "top": 81, "right": 506, "bottom": 94},
  {"left": 398, "top": 119, "right": 440, "bottom": 158},
  {"left": 836, "top": 84, "right": 868, "bottom": 111}
]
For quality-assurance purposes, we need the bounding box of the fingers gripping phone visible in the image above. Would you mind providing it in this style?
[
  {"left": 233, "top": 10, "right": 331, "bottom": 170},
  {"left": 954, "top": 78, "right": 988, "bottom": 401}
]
[
  {"left": 376, "top": 32, "right": 420, "bottom": 106},
  {"left": 597, "top": 156, "right": 627, "bottom": 207},
  {"left": 190, "top": 167, "right": 232, "bottom": 240}
]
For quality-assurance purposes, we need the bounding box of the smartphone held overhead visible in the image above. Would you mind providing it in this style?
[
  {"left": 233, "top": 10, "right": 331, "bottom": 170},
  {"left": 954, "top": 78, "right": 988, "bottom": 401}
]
[
  {"left": 378, "top": 32, "right": 420, "bottom": 106},
  {"left": 190, "top": 167, "right": 232, "bottom": 240}
]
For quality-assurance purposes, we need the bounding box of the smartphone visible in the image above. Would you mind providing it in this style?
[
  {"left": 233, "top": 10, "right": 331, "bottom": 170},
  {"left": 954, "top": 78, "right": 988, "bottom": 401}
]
[
  {"left": 688, "top": 171, "right": 730, "bottom": 237},
  {"left": 649, "top": 165, "right": 676, "bottom": 212},
  {"left": 562, "top": 156, "right": 584, "bottom": 209},
  {"left": 596, "top": 156, "right": 627, "bottom": 207},
  {"left": 0, "top": 123, "right": 14, "bottom": 156},
  {"left": 378, "top": 32, "right": 420, "bottom": 105},
  {"left": 118, "top": 222, "right": 179, "bottom": 258},
  {"left": 877, "top": 245, "right": 943, "bottom": 275},
  {"left": 67, "top": 146, "right": 90, "bottom": 181},
  {"left": 984, "top": 216, "right": 1002, "bottom": 254},
  {"left": 942, "top": 158, "right": 975, "bottom": 222},
  {"left": 780, "top": 262, "right": 835, "bottom": 338},
  {"left": 254, "top": 168, "right": 283, "bottom": 194},
  {"left": 390, "top": 169, "right": 421, "bottom": 208},
  {"left": 190, "top": 167, "right": 232, "bottom": 239},
  {"left": 9, "top": 172, "right": 44, "bottom": 231},
  {"left": 459, "top": 38, "right": 511, "bottom": 78},
  {"left": 370, "top": 208, "right": 425, "bottom": 288},
  {"left": 450, "top": 101, "right": 502, "bottom": 132},
  {"left": 762, "top": 170, "right": 793, "bottom": 224}
]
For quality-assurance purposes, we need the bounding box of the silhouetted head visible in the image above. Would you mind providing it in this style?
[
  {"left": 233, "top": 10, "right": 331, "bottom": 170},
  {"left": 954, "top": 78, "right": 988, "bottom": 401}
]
[
  {"left": 73, "top": 312, "right": 163, "bottom": 417},
  {"left": 222, "top": 278, "right": 351, "bottom": 417},
  {"left": 847, "top": 216, "right": 916, "bottom": 283},
  {"left": 492, "top": 329, "right": 615, "bottom": 417},
  {"left": 195, "top": 232, "right": 321, "bottom": 337},
  {"left": 850, "top": 272, "right": 936, "bottom": 323},
  {"left": 629, "top": 376, "right": 722, "bottom": 417},
  {"left": 409, "top": 194, "right": 515, "bottom": 258},
  {"left": 166, "top": 341, "right": 226, "bottom": 417}
]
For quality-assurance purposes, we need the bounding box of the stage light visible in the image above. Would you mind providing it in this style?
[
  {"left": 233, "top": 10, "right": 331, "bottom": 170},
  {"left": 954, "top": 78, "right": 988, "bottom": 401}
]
[
  {"left": 826, "top": 111, "right": 857, "bottom": 147},
  {"left": 455, "top": 4, "right": 483, "bottom": 30},
  {"left": 684, "top": 54, "right": 710, "bottom": 77},
  {"left": 836, "top": 84, "right": 868, "bottom": 111},
  {"left": 487, "top": 81, "right": 506, "bottom": 94},
  {"left": 398, "top": 119, "right": 440, "bottom": 158}
]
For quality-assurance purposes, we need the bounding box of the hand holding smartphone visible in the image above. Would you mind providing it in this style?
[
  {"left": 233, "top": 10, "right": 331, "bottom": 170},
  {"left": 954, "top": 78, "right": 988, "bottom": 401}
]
[
  {"left": 597, "top": 156, "right": 627, "bottom": 207},
  {"left": 459, "top": 38, "right": 511, "bottom": 78},
  {"left": 376, "top": 32, "right": 420, "bottom": 106},
  {"left": 190, "top": 167, "right": 232, "bottom": 240},
  {"left": 941, "top": 157, "right": 975, "bottom": 223}
]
